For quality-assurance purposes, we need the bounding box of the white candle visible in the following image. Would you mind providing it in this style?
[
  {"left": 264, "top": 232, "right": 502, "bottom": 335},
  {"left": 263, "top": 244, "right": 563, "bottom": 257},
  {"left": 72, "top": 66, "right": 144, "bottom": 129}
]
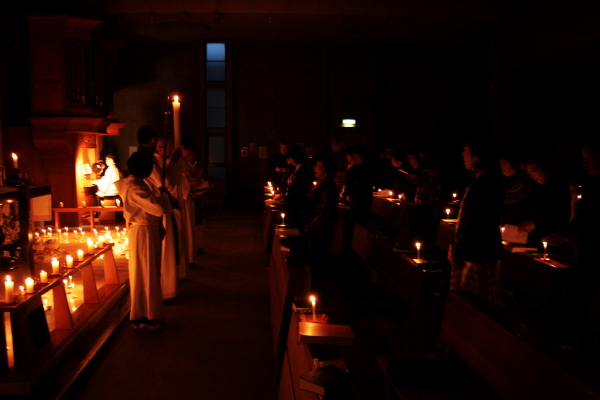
[
  {"left": 116, "top": 199, "right": 121, "bottom": 207},
  {"left": 172, "top": 95, "right": 181, "bottom": 148},
  {"left": 40, "top": 270, "right": 48, "bottom": 284},
  {"left": 543, "top": 241, "right": 548, "bottom": 260},
  {"left": 42, "top": 229, "right": 46, "bottom": 237},
  {"left": 60, "top": 202, "right": 64, "bottom": 207},
  {"left": 51, "top": 257, "right": 60, "bottom": 275},
  {"left": 98, "top": 235, "right": 106, "bottom": 246},
  {"left": 25, "top": 278, "right": 35, "bottom": 294},
  {"left": 64, "top": 232, "right": 68, "bottom": 243},
  {"left": 281, "top": 213, "right": 285, "bottom": 226},
  {"left": 453, "top": 193, "right": 457, "bottom": 200},
  {"left": 69, "top": 275, "right": 73, "bottom": 288},
  {"left": 20, "top": 286, "right": 25, "bottom": 296},
  {"left": 5, "top": 276, "right": 14, "bottom": 303},
  {"left": 66, "top": 255, "right": 74, "bottom": 269},
  {"left": 101, "top": 200, "right": 105, "bottom": 208},
  {"left": 389, "top": 191, "right": 393, "bottom": 197},
  {"left": 446, "top": 208, "right": 451, "bottom": 218},
  {"left": 313, "top": 181, "right": 317, "bottom": 186},
  {"left": 310, "top": 295, "right": 316, "bottom": 322},
  {"left": 398, "top": 194, "right": 403, "bottom": 201},
  {"left": 87, "top": 238, "right": 94, "bottom": 254},
  {"left": 416, "top": 242, "right": 421, "bottom": 260},
  {"left": 268, "top": 181, "right": 272, "bottom": 187},
  {"left": 77, "top": 249, "right": 84, "bottom": 261},
  {"left": 11, "top": 153, "right": 18, "bottom": 169},
  {"left": 82, "top": 200, "right": 86, "bottom": 207},
  {"left": 48, "top": 227, "right": 53, "bottom": 235}
]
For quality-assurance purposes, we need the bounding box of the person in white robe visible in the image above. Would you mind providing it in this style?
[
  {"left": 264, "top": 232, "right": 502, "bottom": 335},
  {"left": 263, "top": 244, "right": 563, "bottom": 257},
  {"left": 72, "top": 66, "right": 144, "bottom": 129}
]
[
  {"left": 115, "top": 152, "right": 170, "bottom": 331},
  {"left": 90, "top": 155, "right": 122, "bottom": 198}
]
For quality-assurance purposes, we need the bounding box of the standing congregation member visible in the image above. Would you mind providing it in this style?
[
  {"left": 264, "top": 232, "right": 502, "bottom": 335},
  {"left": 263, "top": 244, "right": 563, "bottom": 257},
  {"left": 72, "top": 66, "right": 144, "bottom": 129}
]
[
  {"left": 279, "top": 145, "right": 310, "bottom": 229},
  {"left": 328, "top": 137, "right": 348, "bottom": 194},
  {"left": 115, "top": 152, "right": 171, "bottom": 332},
  {"left": 449, "top": 139, "right": 504, "bottom": 307},
  {"left": 267, "top": 140, "right": 290, "bottom": 190},
  {"left": 306, "top": 154, "right": 339, "bottom": 301}
]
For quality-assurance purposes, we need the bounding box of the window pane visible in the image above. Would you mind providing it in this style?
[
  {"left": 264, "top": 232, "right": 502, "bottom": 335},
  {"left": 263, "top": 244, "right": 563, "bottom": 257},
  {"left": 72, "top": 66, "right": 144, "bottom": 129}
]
[
  {"left": 206, "top": 88, "right": 226, "bottom": 107},
  {"left": 208, "top": 136, "right": 226, "bottom": 164},
  {"left": 206, "top": 43, "right": 225, "bottom": 61},
  {"left": 207, "top": 108, "right": 226, "bottom": 128},
  {"left": 206, "top": 61, "right": 226, "bottom": 81}
]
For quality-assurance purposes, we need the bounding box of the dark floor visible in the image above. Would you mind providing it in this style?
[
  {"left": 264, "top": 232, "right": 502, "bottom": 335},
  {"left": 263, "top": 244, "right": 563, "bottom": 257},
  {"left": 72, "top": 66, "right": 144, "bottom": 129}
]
[{"left": 62, "top": 205, "right": 278, "bottom": 400}]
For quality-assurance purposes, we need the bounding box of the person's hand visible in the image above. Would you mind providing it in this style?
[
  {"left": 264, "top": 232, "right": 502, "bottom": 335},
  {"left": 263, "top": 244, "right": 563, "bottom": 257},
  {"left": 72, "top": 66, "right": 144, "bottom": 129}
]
[
  {"left": 518, "top": 221, "right": 535, "bottom": 233},
  {"left": 447, "top": 244, "right": 453, "bottom": 264}
]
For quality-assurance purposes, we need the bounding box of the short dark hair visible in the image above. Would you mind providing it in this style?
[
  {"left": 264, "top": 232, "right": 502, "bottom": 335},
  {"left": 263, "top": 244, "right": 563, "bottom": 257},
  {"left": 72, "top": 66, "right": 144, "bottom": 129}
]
[
  {"left": 127, "top": 152, "right": 154, "bottom": 178},
  {"left": 181, "top": 137, "right": 194, "bottom": 149},
  {"left": 346, "top": 144, "right": 368, "bottom": 158},
  {"left": 498, "top": 148, "right": 521, "bottom": 171},
  {"left": 138, "top": 125, "right": 158, "bottom": 145},
  {"left": 286, "top": 145, "right": 305, "bottom": 164},
  {"left": 105, "top": 154, "right": 116, "bottom": 163},
  {"left": 390, "top": 149, "right": 407, "bottom": 164},
  {"left": 465, "top": 137, "right": 498, "bottom": 172},
  {"left": 315, "top": 153, "right": 338, "bottom": 178}
]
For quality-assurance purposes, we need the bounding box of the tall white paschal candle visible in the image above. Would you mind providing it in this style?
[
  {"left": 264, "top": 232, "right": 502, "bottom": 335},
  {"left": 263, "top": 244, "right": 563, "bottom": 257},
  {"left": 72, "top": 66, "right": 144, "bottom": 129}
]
[
  {"left": 172, "top": 95, "right": 181, "bottom": 149},
  {"left": 5, "top": 276, "right": 14, "bottom": 303}
]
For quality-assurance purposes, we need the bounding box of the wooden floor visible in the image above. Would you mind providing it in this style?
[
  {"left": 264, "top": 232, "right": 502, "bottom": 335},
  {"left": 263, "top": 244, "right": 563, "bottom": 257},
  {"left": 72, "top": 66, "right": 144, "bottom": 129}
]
[{"left": 60, "top": 205, "right": 278, "bottom": 400}]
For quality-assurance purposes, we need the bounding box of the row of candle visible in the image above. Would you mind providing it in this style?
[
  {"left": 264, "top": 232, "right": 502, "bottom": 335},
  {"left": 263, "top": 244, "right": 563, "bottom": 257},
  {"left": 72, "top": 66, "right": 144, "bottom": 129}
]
[{"left": 57, "top": 200, "right": 122, "bottom": 208}]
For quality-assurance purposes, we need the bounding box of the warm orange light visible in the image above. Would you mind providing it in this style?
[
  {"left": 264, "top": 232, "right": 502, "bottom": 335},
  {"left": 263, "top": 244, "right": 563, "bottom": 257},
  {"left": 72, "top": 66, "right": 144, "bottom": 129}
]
[{"left": 173, "top": 95, "right": 180, "bottom": 104}]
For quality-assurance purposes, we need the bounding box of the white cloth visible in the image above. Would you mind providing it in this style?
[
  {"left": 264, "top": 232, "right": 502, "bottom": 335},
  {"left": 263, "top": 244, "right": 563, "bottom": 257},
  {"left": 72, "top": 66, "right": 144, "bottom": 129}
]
[
  {"left": 92, "top": 164, "right": 122, "bottom": 197},
  {"left": 115, "top": 176, "right": 169, "bottom": 321}
]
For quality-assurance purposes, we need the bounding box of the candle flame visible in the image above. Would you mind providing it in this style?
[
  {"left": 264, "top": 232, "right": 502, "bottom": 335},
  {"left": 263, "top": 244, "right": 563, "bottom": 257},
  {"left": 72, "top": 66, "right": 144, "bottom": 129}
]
[
  {"left": 11, "top": 153, "right": 17, "bottom": 160},
  {"left": 310, "top": 295, "right": 316, "bottom": 302},
  {"left": 6, "top": 275, "right": 11, "bottom": 283},
  {"left": 416, "top": 242, "right": 421, "bottom": 249},
  {"left": 173, "top": 95, "right": 179, "bottom": 103}
]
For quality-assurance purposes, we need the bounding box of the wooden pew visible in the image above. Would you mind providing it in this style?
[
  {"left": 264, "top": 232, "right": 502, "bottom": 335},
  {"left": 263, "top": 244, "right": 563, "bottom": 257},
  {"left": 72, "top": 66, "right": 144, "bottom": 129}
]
[
  {"left": 441, "top": 291, "right": 600, "bottom": 400},
  {"left": 369, "top": 197, "right": 415, "bottom": 247}
]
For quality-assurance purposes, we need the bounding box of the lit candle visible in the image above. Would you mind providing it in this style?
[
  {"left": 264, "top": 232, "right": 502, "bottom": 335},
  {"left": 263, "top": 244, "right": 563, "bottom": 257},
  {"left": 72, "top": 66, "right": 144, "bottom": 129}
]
[
  {"left": 543, "top": 241, "right": 548, "bottom": 260},
  {"left": 446, "top": 208, "right": 451, "bottom": 219},
  {"left": 281, "top": 213, "right": 286, "bottom": 226},
  {"left": 64, "top": 231, "right": 69, "bottom": 243},
  {"left": 416, "top": 242, "right": 421, "bottom": 260},
  {"left": 116, "top": 199, "right": 121, "bottom": 207},
  {"left": 398, "top": 194, "right": 403, "bottom": 201},
  {"left": 42, "top": 229, "right": 46, "bottom": 237},
  {"left": 5, "top": 276, "right": 14, "bottom": 303},
  {"left": 48, "top": 227, "right": 53, "bottom": 235},
  {"left": 51, "top": 257, "right": 60, "bottom": 275},
  {"left": 65, "top": 227, "right": 69, "bottom": 233},
  {"left": 25, "top": 278, "right": 35, "bottom": 294},
  {"left": 77, "top": 249, "right": 84, "bottom": 261},
  {"left": 268, "top": 181, "right": 272, "bottom": 187},
  {"left": 66, "top": 255, "right": 74, "bottom": 269},
  {"left": 87, "top": 238, "right": 94, "bottom": 254},
  {"left": 60, "top": 202, "right": 64, "bottom": 207},
  {"left": 82, "top": 200, "right": 86, "bottom": 207},
  {"left": 79, "top": 227, "right": 83, "bottom": 233},
  {"left": 20, "top": 286, "right": 25, "bottom": 296},
  {"left": 172, "top": 95, "right": 181, "bottom": 148},
  {"left": 116, "top": 227, "right": 120, "bottom": 233},
  {"left": 93, "top": 229, "right": 98, "bottom": 238},
  {"left": 310, "top": 295, "right": 316, "bottom": 322},
  {"left": 69, "top": 275, "right": 73, "bottom": 288},
  {"left": 40, "top": 270, "right": 48, "bottom": 284},
  {"left": 452, "top": 193, "right": 457, "bottom": 201},
  {"left": 313, "top": 181, "right": 317, "bottom": 186},
  {"left": 98, "top": 235, "right": 106, "bottom": 246},
  {"left": 11, "top": 153, "right": 18, "bottom": 169},
  {"left": 101, "top": 200, "right": 105, "bottom": 208},
  {"left": 389, "top": 191, "right": 393, "bottom": 197}
]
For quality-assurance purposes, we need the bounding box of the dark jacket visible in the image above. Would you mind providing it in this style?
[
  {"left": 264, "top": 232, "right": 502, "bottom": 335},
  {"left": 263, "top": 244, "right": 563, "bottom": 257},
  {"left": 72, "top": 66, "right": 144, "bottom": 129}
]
[
  {"left": 453, "top": 171, "right": 504, "bottom": 263},
  {"left": 306, "top": 179, "right": 339, "bottom": 236}
]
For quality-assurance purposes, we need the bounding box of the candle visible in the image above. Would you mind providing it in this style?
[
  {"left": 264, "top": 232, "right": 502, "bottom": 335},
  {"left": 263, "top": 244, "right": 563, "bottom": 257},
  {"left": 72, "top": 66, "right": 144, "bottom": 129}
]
[
  {"left": 98, "top": 235, "right": 106, "bottom": 246},
  {"left": 398, "top": 194, "right": 402, "bottom": 201},
  {"left": 101, "top": 200, "right": 105, "bottom": 208},
  {"left": 389, "top": 191, "right": 393, "bottom": 197},
  {"left": 20, "top": 286, "right": 25, "bottom": 296},
  {"left": 25, "top": 278, "right": 35, "bottom": 294},
  {"left": 77, "top": 249, "right": 84, "bottom": 261},
  {"left": 69, "top": 275, "right": 73, "bottom": 288},
  {"left": 313, "top": 181, "right": 317, "bottom": 186},
  {"left": 64, "top": 231, "right": 69, "bottom": 243},
  {"left": 66, "top": 255, "right": 74, "bottom": 269},
  {"left": 48, "top": 227, "right": 53, "bottom": 235},
  {"left": 172, "top": 95, "right": 181, "bottom": 148},
  {"left": 268, "top": 181, "right": 272, "bottom": 187},
  {"left": 82, "top": 200, "right": 86, "bottom": 207},
  {"left": 87, "top": 238, "right": 94, "bottom": 254},
  {"left": 452, "top": 193, "right": 457, "bottom": 201},
  {"left": 281, "top": 213, "right": 286, "bottom": 226},
  {"left": 65, "top": 227, "right": 69, "bottom": 233},
  {"left": 310, "top": 295, "right": 316, "bottom": 322},
  {"left": 5, "top": 276, "right": 14, "bottom": 303},
  {"left": 40, "top": 270, "right": 48, "bottom": 284},
  {"left": 79, "top": 227, "right": 83, "bottom": 232},
  {"left": 11, "top": 153, "right": 18, "bottom": 169},
  {"left": 51, "top": 257, "right": 60, "bottom": 275},
  {"left": 543, "top": 241, "right": 548, "bottom": 260},
  {"left": 42, "top": 229, "right": 46, "bottom": 237},
  {"left": 60, "top": 202, "right": 64, "bottom": 207},
  {"left": 116, "top": 199, "right": 121, "bottom": 207},
  {"left": 446, "top": 208, "right": 451, "bottom": 218},
  {"left": 416, "top": 242, "right": 421, "bottom": 260},
  {"left": 93, "top": 229, "right": 97, "bottom": 238}
]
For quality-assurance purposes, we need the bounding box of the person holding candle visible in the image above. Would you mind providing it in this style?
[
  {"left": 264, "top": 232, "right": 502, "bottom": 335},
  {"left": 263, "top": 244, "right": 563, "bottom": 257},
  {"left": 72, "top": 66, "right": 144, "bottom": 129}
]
[
  {"left": 327, "top": 137, "right": 348, "bottom": 194},
  {"left": 448, "top": 138, "right": 504, "bottom": 307},
  {"left": 276, "top": 145, "right": 310, "bottom": 230},
  {"left": 267, "top": 140, "right": 290, "bottom": 190},
  {"left": 498, "top": 148, "right": 534, "bottom": 226},
  {"left": 306, "top": 154, "right": 339, "bottom": 301},
  {"left": 115, "top": 151, "right": 171, "bottom": 332}
]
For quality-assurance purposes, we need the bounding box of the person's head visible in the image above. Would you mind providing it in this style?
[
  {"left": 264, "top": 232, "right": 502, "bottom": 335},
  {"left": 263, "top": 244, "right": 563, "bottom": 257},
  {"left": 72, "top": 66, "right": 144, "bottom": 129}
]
[
  {"left": 346, "top": 144, "right": 368, "bottom": 164},
  {"left": 498, "top": 149, "right": 520, "bottom": 178},
  {"left": 390, "top": 149, "right": 407, "bottom": 168},
  {"left": 582, "top": 146, "right": 600, "bottom": 176},
  {"left": 314, "top": 153, "right": 338, "bottom": 180},
  {"left": 138, "top": 125, "right": 158, "bottom": 152},
  {"left": 462, "top": 137, "right": 498, "bottom": 174},
  {"left": 105, "top": 155, "right": 116, "bottom": 167},
  {"left": 331, "top": 137, "right": 344, "bottom": 153},
  {"left": 407, "top": 149, "right": 422, "bottom": 167},
  {"left": 181, "top": 137, "right": 195, "bottom": 160},
  {"left": 155, "top": 136, "right": 174, "bottom": 159},
  {"left": 286, "top": 145, "right": 305, "bottom": 166},
  {"left": 279, "top": 140, "right": 290, "bottom": 156},
  {"left": 128, "top": 152, "right": 154, "bottom": 179},
  {"left": 522, "top": 154, "right": 551, "bottom": 184}
]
